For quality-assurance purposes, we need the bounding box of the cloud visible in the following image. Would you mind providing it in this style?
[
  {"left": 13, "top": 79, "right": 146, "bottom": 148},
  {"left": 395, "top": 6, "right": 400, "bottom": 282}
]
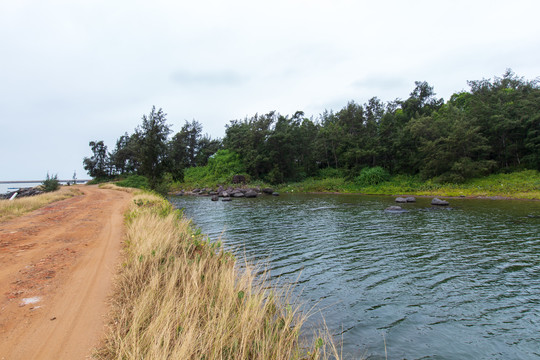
[{"left": 170, "top": 70, "right": 245, "bottom": 87}]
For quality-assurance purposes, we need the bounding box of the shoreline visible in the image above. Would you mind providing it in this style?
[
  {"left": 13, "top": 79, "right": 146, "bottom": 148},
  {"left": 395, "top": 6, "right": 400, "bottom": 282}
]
[{"left": 297, "top": 191, "right": 540, "bottom": 201}]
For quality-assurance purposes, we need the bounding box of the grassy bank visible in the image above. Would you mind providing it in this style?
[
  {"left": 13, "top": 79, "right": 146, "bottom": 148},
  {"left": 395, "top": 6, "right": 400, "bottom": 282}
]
[
  {"left": 278, "top": 170, "right": 540, "bottom": 199},
  {"left": 0, "top": 186, "right": 81, "bottom": 222},
  {"left": 167, "top": 170, "right": 539, "bottom": 200},
  {"left": 96, "top": 189, "right": 340, "bottom": 359}
]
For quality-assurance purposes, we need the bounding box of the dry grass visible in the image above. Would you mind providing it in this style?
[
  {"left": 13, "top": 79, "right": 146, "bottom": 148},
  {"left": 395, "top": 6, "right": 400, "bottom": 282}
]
[
  {"left": 98, "top": 183, "right": 138, "bottom": 193},
  {"left": 0, "top": 186, "right": 82, "bottom": 222},
  {"left": 95, "top": 191, "right": 341, "bottom": 360}
]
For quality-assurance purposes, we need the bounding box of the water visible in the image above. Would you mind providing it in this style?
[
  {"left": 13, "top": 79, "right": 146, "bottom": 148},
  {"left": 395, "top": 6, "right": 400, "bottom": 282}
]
[
  {"left": 168, "top": 194, "right": 540, "bottom": 359},
  {"left": 0, "top": 181, "right": 86, "bottom": 195}
]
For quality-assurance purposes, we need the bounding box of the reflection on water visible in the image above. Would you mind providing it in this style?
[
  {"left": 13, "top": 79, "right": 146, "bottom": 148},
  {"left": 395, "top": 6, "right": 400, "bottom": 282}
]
[{"left": 169, "top": 194, "right": 540, "bottom": 360}]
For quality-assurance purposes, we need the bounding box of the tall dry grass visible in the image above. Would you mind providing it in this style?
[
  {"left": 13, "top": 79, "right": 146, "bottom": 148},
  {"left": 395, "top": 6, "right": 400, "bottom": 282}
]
[
  {"left": 0, "top": 186, "right": 81, "bottom": 222},
  {"left": 95, "top": 191, "right": 341, "bottom": 360}
]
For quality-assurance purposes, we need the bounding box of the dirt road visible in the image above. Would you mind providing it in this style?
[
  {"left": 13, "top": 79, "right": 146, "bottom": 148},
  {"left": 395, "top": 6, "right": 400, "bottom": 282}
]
[{"left": 0, "top": 186, "right": 131, "bottom": 359}]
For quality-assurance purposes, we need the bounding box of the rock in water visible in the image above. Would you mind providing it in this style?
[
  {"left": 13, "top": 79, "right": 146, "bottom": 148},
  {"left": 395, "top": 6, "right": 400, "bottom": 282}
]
[
  {"left": 211, "top": 195, "right": 219, "bottom": 201},
  {"left": 405, "top": 196, "right": 416, "bottom": 202},
  {"left": 245, "top": 190, "right": 258, "bottom": 198},
  {"left": 431, "top": 198, "right": 449, "bottom": 206},
  {"left": 222, "top": 197, "right": 232, "bottom": 202},
  {"left": 395, "top": 197, "right": 407, "bottom": 203}
]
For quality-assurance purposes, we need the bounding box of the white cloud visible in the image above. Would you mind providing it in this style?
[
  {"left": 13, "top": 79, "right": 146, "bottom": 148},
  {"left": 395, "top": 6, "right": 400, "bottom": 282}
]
[{"left": 1, "top": 0, "right": 540, "bottom": 180}]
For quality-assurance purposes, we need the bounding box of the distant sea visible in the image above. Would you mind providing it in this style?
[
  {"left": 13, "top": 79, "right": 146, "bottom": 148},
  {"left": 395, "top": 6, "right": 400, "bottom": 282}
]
[{"left": 0, "top": 181, "right": 87, "bottom": 195}]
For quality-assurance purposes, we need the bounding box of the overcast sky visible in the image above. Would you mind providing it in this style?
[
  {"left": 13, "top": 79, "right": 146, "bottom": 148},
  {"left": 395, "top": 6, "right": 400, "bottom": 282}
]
[{"left": 1, "top": 0, "right": 539, "bottom": 181}]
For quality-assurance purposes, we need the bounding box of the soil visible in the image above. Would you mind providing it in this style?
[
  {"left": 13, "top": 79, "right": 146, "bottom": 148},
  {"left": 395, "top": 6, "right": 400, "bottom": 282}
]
[{"left": 0, "top": 185, "right": 131, "bottom": 359}]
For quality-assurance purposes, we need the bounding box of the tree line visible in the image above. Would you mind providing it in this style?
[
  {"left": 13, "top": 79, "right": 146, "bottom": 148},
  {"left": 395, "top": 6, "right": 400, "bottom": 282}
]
[{"left": 83, "top": 70, "right": 539, "bottom": 188}]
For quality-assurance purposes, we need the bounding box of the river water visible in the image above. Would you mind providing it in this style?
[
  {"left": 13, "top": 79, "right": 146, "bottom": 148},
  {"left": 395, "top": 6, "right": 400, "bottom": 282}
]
[{"left": 168, "top": 194, "right": 540, "bottom": 360}]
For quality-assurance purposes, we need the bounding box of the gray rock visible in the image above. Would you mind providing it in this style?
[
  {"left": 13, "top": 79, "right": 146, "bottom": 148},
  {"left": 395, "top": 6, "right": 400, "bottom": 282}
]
[
  {"left": 245, "top": 190, "right": 258, "bottom": 198},
  {"left": 405, "top": 196, "right": 416, "bottom": 202},
  {"left": 431, "top": 198, "right": 449, "bottom": 206},
  {"left": 395, "top": 197, "right": 407, "bottom": 203},
  {"left": 211, "top": 195, "right": 219, "bottom": 201},
  {"left": 222, "top": 197, "right": 232, "bottom": 202},
  {"left": 272, "top": 192, "right": 280, "bottom": 196},
  {"left": 192, "top": 188, "right": 201, "bottom": 193},
  {"left": 262, "top": 188, "right": 274, "bottom": 195},
  {"left": 233, "top": 192, "right": 245, "bottom": 198},
  {"left": 221, "top": 191, "right": 229, "bottom": 197}
]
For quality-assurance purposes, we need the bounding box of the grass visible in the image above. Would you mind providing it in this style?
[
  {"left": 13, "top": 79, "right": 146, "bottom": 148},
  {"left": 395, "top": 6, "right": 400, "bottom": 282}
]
[
  {"left": 0, "top": 186, "right": 82, "bottom": 222},
  {"left": 95, "top": 190, "right": 341, "bottom": 360},
  {"left": 278, "top": 170, "right": 540, "bottom": 200}
]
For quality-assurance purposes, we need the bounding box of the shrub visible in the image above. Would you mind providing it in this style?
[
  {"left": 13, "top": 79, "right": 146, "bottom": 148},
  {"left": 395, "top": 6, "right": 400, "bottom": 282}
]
[
  {"left": 41, "top": 173, "right": 60, "bottom": 192},
  {"left": 355, "top": 166, "right": 390, "bottom": 186},
  {"left": 316, "top": 167, "right": 345, "bottom": 179},
  {"left": 116, "top": 175, "right": 149, "bottom": 190},
  {"left": 184, "top": 150, "right": 247, "bottom": 185}
]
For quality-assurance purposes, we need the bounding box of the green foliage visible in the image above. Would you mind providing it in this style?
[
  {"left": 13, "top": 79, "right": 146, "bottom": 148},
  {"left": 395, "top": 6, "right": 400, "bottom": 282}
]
[
  {"left": 83, "top": 140, "right": 110, "bottom": 178},
  {"left": 355, "top": 166, "right": 390, "bottom": 186},
  {"left": 135, "top": 106, "right": 172, "bottom": 188},
  {"left": 316, "top": 167, "right": 345, "bottom": 179},
  {"left": 183, "top": 150, "right": 247, "bottom": 186},
  {"left": 84, "top": 70, "right": 540, "bottom": 190},
  {"left": 116, "top": 175, "right": 150, "bottom": 190},
  {"left": 41, "top": 173, "right": 60, "bottom": 192}
]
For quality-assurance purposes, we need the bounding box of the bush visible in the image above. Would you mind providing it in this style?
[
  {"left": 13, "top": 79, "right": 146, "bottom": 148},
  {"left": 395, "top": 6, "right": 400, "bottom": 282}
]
[
  {"left": 116, "top": 175, "right": 149, "bottom": 190},
  {"left": 316, "top": 167, "right": 345, "bottom": 179},
  {"left": 184, "top": 150, "right": 247, "bottom": 186},
  {"left": 355, "top": 166, "right": 390, "bottom": 186},
  {"left": 42, "top": 173, "right": 60, "bottom": 192}
]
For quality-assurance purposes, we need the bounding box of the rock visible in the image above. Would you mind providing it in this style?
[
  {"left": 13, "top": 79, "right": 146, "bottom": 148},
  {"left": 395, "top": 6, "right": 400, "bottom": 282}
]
[
  {"left": 395, "top": 197, "right": 407, "bottom": 203},
  {"left": 192, "top": 188, "right": 201, "bottom": 193},
  {"left": 431, "top": 198, "right": 449, "bottom": 206},
  {"left": 2, "top": 187, "right": 43, "bottom": 199},
  {"left": 245, "top": 190, "right": 258, "bottom": 198},
  {"left": 221, "top": 191, "right": 229, "bottom": 197},
  {"left": 217, "top": 185, "right": 224, "bottom": 193},
  {"left": 211, "top": 195, "right": 219, "bottom": 201},
  {"left": 385, "top": 206, "right": 408, "bottom": 213},
  {"left": 209, "top": 191, "right": 218, "bottom": 196},
  {"left": 272, "top": 192, "right": 280, "bottom": 196},
  {"left": 262, "top": 188, "right": 274, "bottom": 195},
  {"left": 222, "top": 197, "right": 232, "bottom": 202},
  {"left": 405, "top": 196, "right": 416, "bottom": 202},
  {"left": 233, "top": 192, "right": 245, "bottom": 198}
]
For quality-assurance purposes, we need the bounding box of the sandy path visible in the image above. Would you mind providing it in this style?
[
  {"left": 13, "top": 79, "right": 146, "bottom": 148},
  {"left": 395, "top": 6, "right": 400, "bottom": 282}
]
[{"left": 0, "top": 186, "right": 131, "bottom": 359}]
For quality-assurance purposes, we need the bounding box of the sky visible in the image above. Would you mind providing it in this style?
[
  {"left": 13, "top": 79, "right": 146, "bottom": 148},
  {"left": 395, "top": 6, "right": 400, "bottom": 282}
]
[{"left": 1, "top": 0, "right": 539, "bottom": 181}]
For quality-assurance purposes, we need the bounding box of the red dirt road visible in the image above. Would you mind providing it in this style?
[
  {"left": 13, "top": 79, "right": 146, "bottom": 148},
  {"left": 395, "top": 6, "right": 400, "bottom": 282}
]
[{"left": 0, "top": 186, "right": 131, "bottom": 359}]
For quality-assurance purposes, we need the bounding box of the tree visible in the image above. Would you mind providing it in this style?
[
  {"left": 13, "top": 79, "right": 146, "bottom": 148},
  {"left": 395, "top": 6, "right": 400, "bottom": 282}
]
[
  {"left": 168, "top": 120, "right": 217, "bottom": 181},
  {"left": 135, "top": 106, "right": 172, "bottom": 187},
  {"left": 109, "top": 132, "right": 140, "bottom": 175},
  {"left": 83, "top": 140, "right": 110, "bottom": 178},
  {"left": 223, "top": 112, "right": 275, "bottom": 179}
]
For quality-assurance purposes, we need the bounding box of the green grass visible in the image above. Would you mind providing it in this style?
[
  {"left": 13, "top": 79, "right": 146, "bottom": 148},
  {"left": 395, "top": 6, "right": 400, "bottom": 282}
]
[
  {"left": 278, "top": 170, "right": 540, "bottom": 199},
  {"left": 168, "top": 170, "right": 539, "bottom": 200}
]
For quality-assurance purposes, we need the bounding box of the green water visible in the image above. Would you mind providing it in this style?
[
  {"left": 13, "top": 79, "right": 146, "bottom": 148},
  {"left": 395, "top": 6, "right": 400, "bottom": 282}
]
[{"left": 169, "top": 194, "right": 540, "bottom": 359}]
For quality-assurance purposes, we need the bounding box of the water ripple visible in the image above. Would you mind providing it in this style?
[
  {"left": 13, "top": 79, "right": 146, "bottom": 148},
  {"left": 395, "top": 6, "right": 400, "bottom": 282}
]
[{"left": 169, "top": 194, "right": 540, "bottom": 360}]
